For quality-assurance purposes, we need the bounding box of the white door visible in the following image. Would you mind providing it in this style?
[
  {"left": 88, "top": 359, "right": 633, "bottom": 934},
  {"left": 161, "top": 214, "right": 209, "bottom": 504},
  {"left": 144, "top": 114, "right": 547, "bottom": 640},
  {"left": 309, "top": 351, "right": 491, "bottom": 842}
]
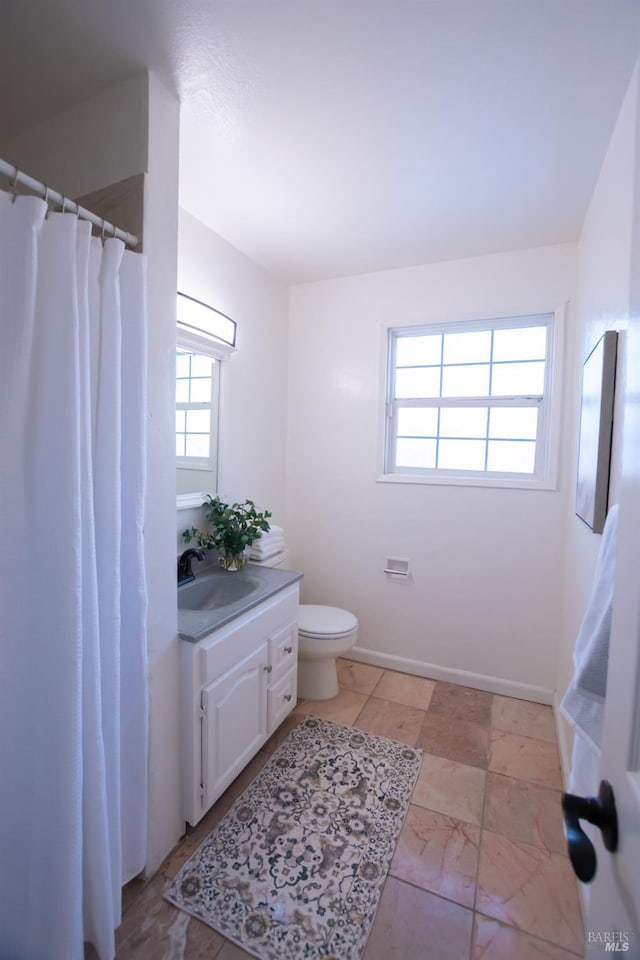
[{"left": 583, "top": 98, "right": 640, "bottom": 955}]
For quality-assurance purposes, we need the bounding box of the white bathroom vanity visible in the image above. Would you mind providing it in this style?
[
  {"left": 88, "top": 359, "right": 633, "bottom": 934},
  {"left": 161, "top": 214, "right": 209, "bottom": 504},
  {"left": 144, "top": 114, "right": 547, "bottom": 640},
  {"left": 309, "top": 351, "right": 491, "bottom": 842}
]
[{"left": 178, "top": 566, "right": 302, "bottom": 826}]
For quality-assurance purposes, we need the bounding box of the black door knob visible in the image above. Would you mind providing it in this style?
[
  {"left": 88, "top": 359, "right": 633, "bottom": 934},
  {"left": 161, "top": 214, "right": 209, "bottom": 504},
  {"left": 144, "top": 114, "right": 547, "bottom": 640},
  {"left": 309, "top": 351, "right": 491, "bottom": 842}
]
[{"left": 561, "top": 780, "right": 618, "bottom": 883}]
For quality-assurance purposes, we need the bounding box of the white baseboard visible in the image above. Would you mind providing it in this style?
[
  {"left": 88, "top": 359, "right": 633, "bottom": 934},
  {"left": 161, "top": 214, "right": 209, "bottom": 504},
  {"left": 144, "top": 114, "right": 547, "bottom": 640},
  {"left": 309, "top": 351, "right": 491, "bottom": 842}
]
[
  {"left": 349, "top": 645, "right": 554, "bottom": 705},
  {"left": 553, "top": 691, "right": 573, "bottom": 790}
]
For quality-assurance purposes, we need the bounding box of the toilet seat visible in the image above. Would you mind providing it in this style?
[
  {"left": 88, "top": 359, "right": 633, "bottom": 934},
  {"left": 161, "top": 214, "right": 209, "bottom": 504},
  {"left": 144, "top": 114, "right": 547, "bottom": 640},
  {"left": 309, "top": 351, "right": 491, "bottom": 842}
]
[{"left": 298, "top": 604, "right": 358, "bottom": 639}]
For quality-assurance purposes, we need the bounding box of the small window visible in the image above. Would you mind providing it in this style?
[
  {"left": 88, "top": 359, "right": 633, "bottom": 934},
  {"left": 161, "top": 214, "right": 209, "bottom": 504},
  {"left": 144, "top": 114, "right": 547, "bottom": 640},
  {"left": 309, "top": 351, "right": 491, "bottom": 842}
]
[
  {"left": 176, "top": 349, "right": 220, "bottom": 473},
  {"left": 383, "top": 312, "right": 559, "bottom": 487},
  {"left": 175, "top": 294, "right": 234, "bottom": 502}
]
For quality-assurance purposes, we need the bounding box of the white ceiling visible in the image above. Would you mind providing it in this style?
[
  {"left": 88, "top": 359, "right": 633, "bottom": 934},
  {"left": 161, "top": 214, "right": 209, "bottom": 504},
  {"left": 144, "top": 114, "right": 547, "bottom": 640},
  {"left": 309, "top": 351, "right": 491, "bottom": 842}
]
[{"left": 1, "top": 1, "right": 639, "bottom": 283}]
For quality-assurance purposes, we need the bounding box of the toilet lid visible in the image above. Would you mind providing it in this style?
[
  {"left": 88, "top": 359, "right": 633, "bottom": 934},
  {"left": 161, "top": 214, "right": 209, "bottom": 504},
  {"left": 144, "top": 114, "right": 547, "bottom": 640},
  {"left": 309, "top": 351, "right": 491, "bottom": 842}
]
[{"left": 298, "top": 604, "right": 358, "bottom": 637}]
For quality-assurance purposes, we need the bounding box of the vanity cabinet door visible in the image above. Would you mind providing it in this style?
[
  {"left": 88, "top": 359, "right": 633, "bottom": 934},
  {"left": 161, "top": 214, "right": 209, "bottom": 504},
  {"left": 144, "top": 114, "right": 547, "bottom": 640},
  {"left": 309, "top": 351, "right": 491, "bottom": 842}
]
[{"left": 201, "top": 642, "right": 268, "bottom": 809}]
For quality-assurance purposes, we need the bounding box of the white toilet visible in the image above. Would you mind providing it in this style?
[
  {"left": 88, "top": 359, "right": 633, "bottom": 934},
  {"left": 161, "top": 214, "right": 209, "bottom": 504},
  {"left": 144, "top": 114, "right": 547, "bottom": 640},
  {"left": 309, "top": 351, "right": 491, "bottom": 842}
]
[
  {"left": 297, "top": 604, "right": 358, "bottom": 700},
  {"left": 250, "top": 549, "right": 359, "bottom": 701}
]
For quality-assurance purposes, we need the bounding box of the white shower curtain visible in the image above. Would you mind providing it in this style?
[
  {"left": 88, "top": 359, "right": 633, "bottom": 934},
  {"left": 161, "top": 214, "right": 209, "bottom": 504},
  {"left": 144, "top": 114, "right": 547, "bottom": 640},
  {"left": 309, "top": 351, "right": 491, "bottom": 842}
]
[{"left": 0, "top": 191, "right": 149, "bottom": 960}]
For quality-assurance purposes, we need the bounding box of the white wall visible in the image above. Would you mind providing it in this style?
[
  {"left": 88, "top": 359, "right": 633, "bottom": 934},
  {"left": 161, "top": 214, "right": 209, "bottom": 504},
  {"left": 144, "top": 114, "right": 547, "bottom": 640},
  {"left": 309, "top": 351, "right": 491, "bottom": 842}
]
[
  {"left": 287, "top": 244, "right": 577, "bottom": 701},
  {"left": 0, "top": 73, "right": 149, "bottom": 198},
  {"left": 555, "top": 65, "right": 638, "bottom": 775},
  {"left": 143, "top": 73, "right": 182, "bottom": 876},
  {"left": 177, "top": 210, "right": 289, "bottom": 525}
]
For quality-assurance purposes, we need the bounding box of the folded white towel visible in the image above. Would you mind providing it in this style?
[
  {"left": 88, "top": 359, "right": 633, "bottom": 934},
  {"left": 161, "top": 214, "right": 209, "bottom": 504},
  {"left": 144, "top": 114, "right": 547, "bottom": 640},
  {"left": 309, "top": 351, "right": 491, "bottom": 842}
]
[
  {"left": 252, "top": 532, "right": 285, "bottom": 547},
  {"left": 248, "top": 536, "right": 286, "bottom": 559},
  {"left": 560, "top": 503, "right": 618, "bottom": 749},
  {"left": 264, "top": 524, "right": 284, "bottom": 538},
  {"left": 248, "top": 541, "right": 286, "bottom": 561},
  {"left": 251, "top": 535, "right": 285, "bottom": 549}
]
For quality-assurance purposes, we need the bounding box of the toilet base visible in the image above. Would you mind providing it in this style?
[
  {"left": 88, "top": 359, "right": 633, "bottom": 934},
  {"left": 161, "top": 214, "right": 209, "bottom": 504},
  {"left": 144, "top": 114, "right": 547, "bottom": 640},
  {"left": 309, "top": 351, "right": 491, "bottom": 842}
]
[{"left": 297, "top": 656, "right": 339, "bottom": 701}]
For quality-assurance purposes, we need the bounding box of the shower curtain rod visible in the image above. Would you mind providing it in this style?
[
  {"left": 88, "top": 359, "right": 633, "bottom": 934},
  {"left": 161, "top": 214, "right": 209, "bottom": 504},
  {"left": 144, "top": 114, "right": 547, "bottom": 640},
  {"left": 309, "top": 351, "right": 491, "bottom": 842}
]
[{"left": 0, "top": 158, "right": 139, "bottom": 248}]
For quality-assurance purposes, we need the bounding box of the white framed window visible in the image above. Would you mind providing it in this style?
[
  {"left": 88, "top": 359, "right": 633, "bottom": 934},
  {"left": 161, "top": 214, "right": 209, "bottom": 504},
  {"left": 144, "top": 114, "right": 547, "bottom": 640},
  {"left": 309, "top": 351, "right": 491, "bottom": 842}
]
[
  {"left": 175, "top": 295, "right": 234, "bottom": 503},
  {"left": 381, "top": 310, "right": 563, "bottom": 489},
  {"left": 176, "top": 349, "right": 220, "bottom": 472}
]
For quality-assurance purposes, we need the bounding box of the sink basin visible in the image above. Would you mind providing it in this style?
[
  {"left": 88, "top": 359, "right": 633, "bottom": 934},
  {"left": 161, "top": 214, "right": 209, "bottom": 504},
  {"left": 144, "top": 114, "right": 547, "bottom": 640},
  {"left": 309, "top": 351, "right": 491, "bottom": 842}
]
[{"left": 178, "top": 573, "right": 262, "bottom": 611}]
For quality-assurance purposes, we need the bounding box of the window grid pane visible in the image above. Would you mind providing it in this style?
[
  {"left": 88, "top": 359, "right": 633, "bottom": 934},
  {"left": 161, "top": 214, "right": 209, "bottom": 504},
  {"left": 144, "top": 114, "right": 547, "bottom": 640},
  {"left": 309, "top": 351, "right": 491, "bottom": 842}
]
[
  {"left": 185, "top": 434, "right": 210, "bottom": 458},
  {"left": 441, "top": 364, "right": 490, "bottom": 397},
  {"left": 395, "top": 366, "right": 441, "bottom": 399},
  {"left": 397, "top": 407, "right": 439, "bottom": 437},
  {"left": 493, "top": 325, "right": 546, "bottom": 362},
  {"left": 439, "top": 407, "right": 488, "bottom": 439},
  {"left": 176, "top": 380, "right": 189, "bottom": 403},
  {"left": 396, "top": 437, "right": 437, "bottom": 469},
  {"left": 489, "top": 407, "right": 538, "bottom": 440},
  {"left": 186, "top": 409, "right": 211, "bottom": 433},
  {"left": 487, "top": 440, "right": 536, "bottom": 474},
  {"left": 176, "top": 353, "right": 190, "bottom": 378},
  {"left": 488, "top": 329, "right": 495, "bottom": 397},
  {"left": 396, "top": 334, "right": 442, "bottom": 367},
  {"left": 491, "top": 361, "right": 545, "bottom": 396},
  {"left": 438, "top": 439, "right": 486, "bottom": 471},
  {"left": 443, "top": 330, "right": 491, "bottom": 365}
]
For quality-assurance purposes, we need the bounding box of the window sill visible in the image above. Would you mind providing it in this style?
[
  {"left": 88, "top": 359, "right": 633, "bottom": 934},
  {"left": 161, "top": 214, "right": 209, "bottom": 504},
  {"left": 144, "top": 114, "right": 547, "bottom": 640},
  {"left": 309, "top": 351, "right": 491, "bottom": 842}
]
[
  {"left": 177, "top": 492, "right": 208, "bottom": 510},
  {"left": 376, "top": 472, "right": 557, "bottom": 491},
  {"left": 177, "top": 461, "right": 212, "bottom": 471}
]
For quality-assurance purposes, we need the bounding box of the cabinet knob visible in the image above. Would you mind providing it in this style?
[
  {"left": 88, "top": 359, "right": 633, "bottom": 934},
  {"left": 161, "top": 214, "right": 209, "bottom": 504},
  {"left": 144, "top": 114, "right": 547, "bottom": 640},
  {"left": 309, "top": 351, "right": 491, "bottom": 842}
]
[
  {"left": 263, "top": 664, "right": 273, "bottom": 673},
  {"left": 284, "top": 645, "right": 293, "bottom": 654},
  {"left": 284, "top": 694, "right": 293, "bottom": 702}
]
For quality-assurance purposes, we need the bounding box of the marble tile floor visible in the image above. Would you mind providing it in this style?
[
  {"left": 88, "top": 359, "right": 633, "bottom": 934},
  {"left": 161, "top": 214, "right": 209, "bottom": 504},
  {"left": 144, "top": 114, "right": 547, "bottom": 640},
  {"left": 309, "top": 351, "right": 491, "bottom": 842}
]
[{"left": 107, "top": 660, "right": 585, "bottom": 960}]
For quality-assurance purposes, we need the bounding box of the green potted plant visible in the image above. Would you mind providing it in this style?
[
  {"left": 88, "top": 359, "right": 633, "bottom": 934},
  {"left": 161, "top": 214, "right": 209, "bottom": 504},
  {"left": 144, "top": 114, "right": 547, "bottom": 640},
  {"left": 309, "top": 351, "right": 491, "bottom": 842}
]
[{"left": 183, "top": 495, "right": 272, "bottom": 571}]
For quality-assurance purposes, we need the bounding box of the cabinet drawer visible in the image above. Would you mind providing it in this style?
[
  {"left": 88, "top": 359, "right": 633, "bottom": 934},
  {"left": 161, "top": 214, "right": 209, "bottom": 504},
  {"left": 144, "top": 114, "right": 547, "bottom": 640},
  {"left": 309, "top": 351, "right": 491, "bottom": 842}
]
[
  {"left": 200, "top": 618, "right": 263, "bottom": 686},
  {"left": 268, "top": 619, "right": 298, "bottom": 679},
  {"left": 268, "top": 665, "right": 297, "bottom": 733}
]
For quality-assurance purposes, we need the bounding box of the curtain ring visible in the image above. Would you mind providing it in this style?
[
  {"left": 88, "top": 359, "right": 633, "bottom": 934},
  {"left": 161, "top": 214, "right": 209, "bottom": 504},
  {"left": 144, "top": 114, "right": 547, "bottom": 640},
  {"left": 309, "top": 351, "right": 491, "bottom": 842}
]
[
  {"left": 101, "top": 219, "right": 107, "bottom": 242},
  {"left": 43, "top": 184, "right": 50, "bottom": 218},
  {"left": 9, "top": 165, "right": 19, "bottom": 204},
  {"left": 61, "top": 194, "right": 68, "bottom": 214}
]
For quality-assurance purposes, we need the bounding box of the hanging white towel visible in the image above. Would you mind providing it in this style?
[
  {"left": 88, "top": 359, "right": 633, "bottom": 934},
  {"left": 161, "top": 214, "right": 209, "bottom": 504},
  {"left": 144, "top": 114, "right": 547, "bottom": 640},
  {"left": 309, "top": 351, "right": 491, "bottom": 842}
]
[{"left": 560, "top": 503, "right": 618, "bottom": 750}]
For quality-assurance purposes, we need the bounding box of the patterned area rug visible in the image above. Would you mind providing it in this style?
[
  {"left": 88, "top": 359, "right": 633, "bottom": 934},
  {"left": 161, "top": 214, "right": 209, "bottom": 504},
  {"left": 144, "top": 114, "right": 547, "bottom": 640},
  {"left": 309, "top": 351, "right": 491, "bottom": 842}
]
[{"left": 164, "top": 716, "right": 422, "bottom": 960}]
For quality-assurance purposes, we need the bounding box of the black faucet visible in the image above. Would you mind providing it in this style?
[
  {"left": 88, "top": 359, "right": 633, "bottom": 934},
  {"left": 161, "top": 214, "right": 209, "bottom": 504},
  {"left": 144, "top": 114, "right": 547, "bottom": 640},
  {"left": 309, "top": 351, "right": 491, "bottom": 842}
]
[{"left": 177, "top": 548, "right": 206, "bottom": 586}]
